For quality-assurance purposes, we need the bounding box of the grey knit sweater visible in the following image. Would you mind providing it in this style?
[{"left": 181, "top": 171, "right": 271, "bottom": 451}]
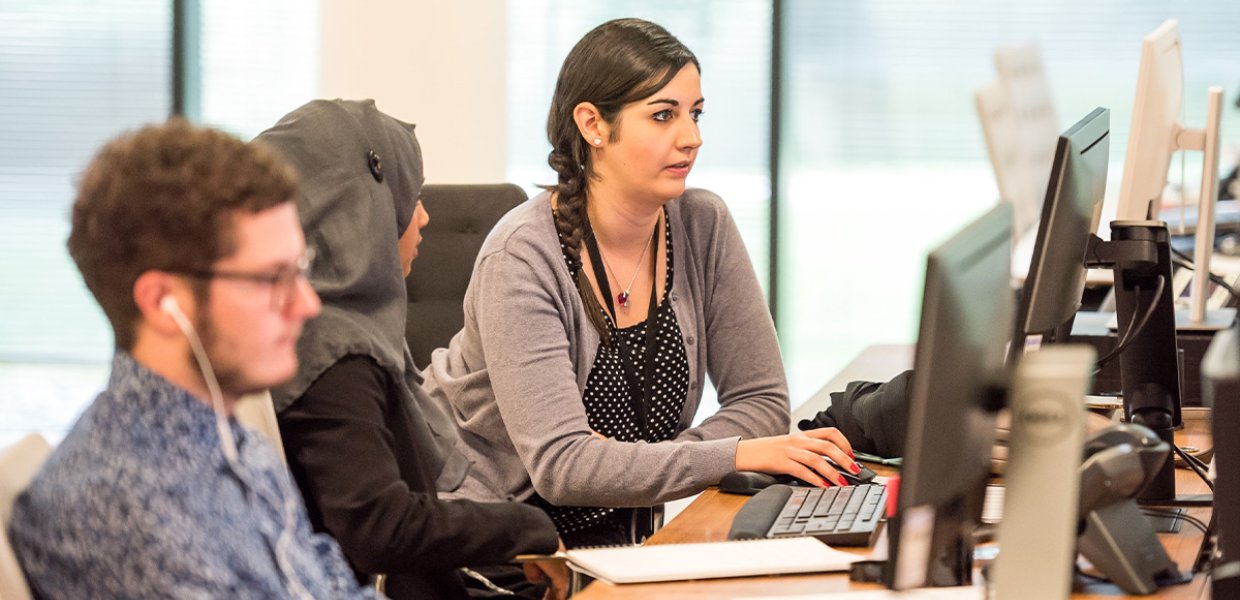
[{"left": 422, "top": 188, "right": 789, "bottom": 508}]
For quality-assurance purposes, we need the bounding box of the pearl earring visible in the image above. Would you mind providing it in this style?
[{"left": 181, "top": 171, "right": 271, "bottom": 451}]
[{"left": 593, "top": 138, "right": 602, "bottom": 146}]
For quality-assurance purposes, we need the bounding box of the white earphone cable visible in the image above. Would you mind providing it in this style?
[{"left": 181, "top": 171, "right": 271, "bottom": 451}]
[{"left": 164, "top": 298, "right": 313, "bottom": 600}]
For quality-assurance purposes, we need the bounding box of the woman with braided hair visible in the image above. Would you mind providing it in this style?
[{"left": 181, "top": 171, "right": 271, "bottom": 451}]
[{"left": 423, "top": 18, "right": 859, "bottom": 547}]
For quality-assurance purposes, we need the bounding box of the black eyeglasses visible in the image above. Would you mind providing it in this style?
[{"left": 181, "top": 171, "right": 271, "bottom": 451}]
[{"left": 167, "top": 248, "right": 315, "bottom": 311}]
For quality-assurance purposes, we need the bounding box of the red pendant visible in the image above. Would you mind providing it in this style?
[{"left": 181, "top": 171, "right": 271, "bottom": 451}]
[{"left": 617, "top": 291, "right": 630, "bottom": 307}]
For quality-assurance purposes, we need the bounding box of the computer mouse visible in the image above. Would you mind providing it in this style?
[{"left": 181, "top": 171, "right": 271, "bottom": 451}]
[
  {"left": 819, "top": 457, "right": 879, "bottom": 486},
  {"left": 774, "top": 462, "right": 879, "bottom": 487},
  {"left": 841, "top": 463, "right": 879, "bottom": 486},
  {"left": 718, "top": 470, "right": 779, "bottom": 495},
  {"left": 719, "top": 463, "right": 878, "bottom": 495}
]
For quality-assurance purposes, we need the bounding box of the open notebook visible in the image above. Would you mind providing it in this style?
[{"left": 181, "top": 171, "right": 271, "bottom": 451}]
[{"left": 519, "top": 537, "right": 861, "bottom": 585}]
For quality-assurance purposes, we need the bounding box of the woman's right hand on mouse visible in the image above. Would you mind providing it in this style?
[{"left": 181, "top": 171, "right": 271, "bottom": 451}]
[{"left": 735, "top": 428, "right": 858, "bottom": 487}]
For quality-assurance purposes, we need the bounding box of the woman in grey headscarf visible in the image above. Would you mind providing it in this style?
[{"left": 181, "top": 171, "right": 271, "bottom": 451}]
[{"left": 259, "top": 99, "right": 563, "bottom": 600}]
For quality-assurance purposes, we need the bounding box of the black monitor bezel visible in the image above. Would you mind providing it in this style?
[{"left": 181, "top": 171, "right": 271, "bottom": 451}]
[
  {"left": 885, "top": 202, "right": 1013, "bottom": 589},
  {"left": 1008, "top": 106, "right": 1111, "bottom": 365}
]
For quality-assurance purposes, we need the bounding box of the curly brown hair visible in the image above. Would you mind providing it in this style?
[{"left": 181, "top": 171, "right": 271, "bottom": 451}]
[
  {"left": 543, "top": 18, "right": 699, "bottom": 337},
  {"left": 67, "top": 117, "right": 300, "bottom": 350}
]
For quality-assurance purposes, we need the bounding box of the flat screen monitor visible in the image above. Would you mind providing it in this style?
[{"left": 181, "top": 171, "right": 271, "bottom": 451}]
[
  {"left": 1115, "top": 18, "right": 1225, "bottom": 327},
  {"left": 885, "top": 203, "right": 1013, "bottom": 590},
  {"left": 1017, "top": 103, "right": 1186, "bottom": 506},
  {"left": 1116, "top": 19, "right": 1183, "bottom": 223},
  {"left": 975, "top": 42, "right": 1060, "bottom": 242},
  {"left": 1202, "top": 322, "right": 1240, "bottom": 597},
  {"left": 1007, "top": 107, "right": 1110, "bottom": 364}
]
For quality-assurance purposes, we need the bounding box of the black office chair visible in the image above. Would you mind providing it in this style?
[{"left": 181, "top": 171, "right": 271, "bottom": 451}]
[{"left": 405, "top": 183, "right": 527, "bottom": 369}]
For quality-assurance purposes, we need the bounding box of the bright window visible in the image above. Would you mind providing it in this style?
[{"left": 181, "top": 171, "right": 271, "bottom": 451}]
[
  {"left": 195, "top": 0, "right": 319, "bottom": 140},
  {"left": 0, "top": 0, "right": 171, "bottom": 445},
  {"left": 0, "top": 1, "right": 318, "bottom": 446},
  {"left": 778, "top": 3, "right": 1240, "bottom": 403}
]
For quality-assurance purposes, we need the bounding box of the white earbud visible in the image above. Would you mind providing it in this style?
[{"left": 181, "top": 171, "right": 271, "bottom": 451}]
[
  {"left": 160, "top": 295, "right": 180, "bottom": 317},
  {"left": 160, "top": 295, "right": 196, "bottom": 340}
]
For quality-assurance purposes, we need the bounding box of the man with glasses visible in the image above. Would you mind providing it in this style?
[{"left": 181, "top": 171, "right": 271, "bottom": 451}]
[{"left": 8, "top": 119, "right": 384, "bottom": 598}]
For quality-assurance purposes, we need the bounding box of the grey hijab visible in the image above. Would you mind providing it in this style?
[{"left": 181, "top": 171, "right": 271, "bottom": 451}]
[{"left": 258, "top": 99, "right": 467, "bottom": 490}]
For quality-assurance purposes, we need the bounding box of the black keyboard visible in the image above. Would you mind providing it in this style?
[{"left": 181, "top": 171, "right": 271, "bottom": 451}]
[{"left": 728, "top": 483, "right": 887, "bottom": 547}]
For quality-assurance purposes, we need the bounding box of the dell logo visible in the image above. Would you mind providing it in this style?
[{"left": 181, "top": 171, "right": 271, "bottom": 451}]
[{"left": 1015, "top": 391, "right": 1073, "bottom": 444}]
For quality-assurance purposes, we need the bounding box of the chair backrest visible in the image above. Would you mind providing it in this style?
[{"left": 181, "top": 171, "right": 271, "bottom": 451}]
[
  {"left": 0, "top": 433, "right": 53, "bottom": 600},
  {"left": 405, "top": 183, "right": 527, "bottom": 369},
  {"left": 234, "top": 391, "right": 287, "bottom": 463}
]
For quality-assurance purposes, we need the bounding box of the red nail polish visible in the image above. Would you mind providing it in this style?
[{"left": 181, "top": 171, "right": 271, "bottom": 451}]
[{"left": 850, "top": 463, "right": 861, "bottom": 474}]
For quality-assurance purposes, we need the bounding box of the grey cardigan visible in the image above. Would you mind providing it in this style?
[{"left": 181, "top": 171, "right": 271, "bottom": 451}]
[{"left": 422, "top": 189, "right": 789, "bottom": 507}]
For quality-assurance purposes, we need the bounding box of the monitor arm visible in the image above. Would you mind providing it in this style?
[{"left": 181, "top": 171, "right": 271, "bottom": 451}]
[
  {"left": 1084, "top": 222, "right": 1184, "bottom": 506},
  {"left": 1084, "top": 232, "right": 1158, "bottom": 270}
]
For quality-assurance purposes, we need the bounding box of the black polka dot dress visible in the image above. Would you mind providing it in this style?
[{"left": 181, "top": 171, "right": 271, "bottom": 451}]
[{"left": 533, "top": 212, "right": 691, "bottom": 537}]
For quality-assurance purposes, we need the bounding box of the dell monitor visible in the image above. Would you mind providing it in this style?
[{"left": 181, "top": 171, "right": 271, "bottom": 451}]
[
  {"left": 1116, "top": 19, "right": 1226, "bottom": 328},
  {"left": 885, "top": 203, "right": 1013, "bottom": 590},
  {"left": 1008, "top": 103, "right": 1194, "bottom": 515},
  {"left": 1008, "top": 107, "right": 1110, "bottom": 366}
]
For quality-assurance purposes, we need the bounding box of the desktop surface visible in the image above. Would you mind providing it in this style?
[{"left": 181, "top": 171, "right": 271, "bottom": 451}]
[
  {"left": 574, "top": 487, "right": 899, "bottom": 599},
  {"left": 577, "top": 345, "right": 1213, "bottom": 599}
]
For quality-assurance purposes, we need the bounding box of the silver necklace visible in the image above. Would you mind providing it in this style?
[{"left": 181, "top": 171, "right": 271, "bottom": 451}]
[{"left": 597, "top": 221, "right": 658, "bottom": 308}]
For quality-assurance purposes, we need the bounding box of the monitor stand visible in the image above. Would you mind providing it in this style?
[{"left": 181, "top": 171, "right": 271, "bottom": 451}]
[
  {"left": 1088, "top": 222, "right": 1213, "bottom": 532},
  {"left": 1134, "top": 457, "right": 1213, "bottom": 534},
  {"left": 991, "top": 347, "right": 1091, "bottom": 599},
  {"left": 1078, "top": 499, "right": 1188, "bottom": 594}
]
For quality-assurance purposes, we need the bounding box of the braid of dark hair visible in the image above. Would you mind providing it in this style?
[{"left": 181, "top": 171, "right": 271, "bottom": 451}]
[
  {"left": 541, "top": 19, "right": 698, "bottom": 341},
  {"left": 546, "top": 138, "right": 612, "bottom": 341}
]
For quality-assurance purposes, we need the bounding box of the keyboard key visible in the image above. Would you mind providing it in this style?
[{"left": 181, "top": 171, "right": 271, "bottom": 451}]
[
  {"left": 776, "top": 521, "right": 806, "bottom": 534},
  {"left": 797, "top": 489, "right": 825, "bottom": 519},
  {"left": 843, "top": 488, "right": 868, "bottom": 514},
  {"left": 812, "top": 498, "right": 835, "bottom": 518},
  {"left": 779, "top": 496, "right": 805, "bottom": 519},
  {"left": 804, "top": 518, "right": 835, "bottom": 534}
]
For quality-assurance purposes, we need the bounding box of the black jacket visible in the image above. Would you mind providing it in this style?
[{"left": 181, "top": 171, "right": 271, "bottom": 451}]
[
  {"left": 279, "top": 355, "right": 558, "bottom": 600},
  {"left": 798, "top": 370, "right": 914, "bottom": 458}
]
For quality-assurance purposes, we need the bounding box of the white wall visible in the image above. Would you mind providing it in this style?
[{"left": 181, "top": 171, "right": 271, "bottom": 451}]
[{"left": 319, "top": 0, "right": 508, "bottom": 183}]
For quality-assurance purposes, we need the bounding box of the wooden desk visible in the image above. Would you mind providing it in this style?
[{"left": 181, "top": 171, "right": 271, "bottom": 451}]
[{"left": 577, "top": 345, "right": 1214, "bottom": 599}]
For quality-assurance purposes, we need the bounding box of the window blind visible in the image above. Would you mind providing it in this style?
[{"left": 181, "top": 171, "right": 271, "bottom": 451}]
[{"left": 0, "top": 0, "right": 171, "bottom": 362}]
